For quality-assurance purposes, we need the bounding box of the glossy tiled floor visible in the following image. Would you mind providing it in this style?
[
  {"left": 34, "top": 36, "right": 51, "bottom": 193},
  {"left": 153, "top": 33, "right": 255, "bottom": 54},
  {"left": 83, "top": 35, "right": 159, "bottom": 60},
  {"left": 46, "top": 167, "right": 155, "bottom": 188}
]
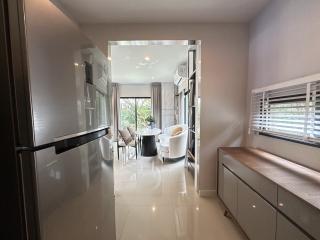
[{"left": 114, "top": 152, "right": 246, "bottom": 240}]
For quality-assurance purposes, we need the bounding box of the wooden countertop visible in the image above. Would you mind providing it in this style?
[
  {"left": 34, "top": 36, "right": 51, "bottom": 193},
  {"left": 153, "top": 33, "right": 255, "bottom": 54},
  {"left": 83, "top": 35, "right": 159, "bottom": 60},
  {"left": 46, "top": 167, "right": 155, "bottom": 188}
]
[{"left": 219, "top": 147, "right": 320, "bottom": 211}]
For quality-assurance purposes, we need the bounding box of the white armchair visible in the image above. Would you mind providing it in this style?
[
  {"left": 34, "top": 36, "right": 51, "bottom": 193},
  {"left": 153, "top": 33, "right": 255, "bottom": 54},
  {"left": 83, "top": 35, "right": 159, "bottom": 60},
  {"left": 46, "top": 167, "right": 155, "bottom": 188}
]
[{"left": 158, "top": 124, "right": 188, "bottom": 162}]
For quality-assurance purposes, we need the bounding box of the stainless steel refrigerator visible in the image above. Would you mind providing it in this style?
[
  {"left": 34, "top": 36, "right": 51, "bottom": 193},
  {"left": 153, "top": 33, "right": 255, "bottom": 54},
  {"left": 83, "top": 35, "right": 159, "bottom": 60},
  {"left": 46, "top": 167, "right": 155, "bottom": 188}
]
[{"left": 4, "top": 0, "right": 116, "bottom": 239}]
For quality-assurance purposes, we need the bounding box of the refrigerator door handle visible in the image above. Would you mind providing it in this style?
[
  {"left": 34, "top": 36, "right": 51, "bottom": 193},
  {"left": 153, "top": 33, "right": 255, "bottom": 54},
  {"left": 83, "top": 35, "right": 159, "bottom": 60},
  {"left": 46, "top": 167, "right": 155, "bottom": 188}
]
[{"left": 16, "top": 127, "right": 109, "bottom": 154}]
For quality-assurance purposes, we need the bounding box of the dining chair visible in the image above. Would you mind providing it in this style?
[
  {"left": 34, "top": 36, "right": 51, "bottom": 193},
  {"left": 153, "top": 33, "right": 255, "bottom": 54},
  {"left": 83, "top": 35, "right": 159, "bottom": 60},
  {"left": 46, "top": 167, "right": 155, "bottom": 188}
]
[
  {"left": 116, "top": 135, "right": 127, "bottom": 161},
  {"left": 127, "top": 126, "right": 140, "bottom": 154},
  {"left": 118, "top": 128, "right": 137, "bottom": 159}
]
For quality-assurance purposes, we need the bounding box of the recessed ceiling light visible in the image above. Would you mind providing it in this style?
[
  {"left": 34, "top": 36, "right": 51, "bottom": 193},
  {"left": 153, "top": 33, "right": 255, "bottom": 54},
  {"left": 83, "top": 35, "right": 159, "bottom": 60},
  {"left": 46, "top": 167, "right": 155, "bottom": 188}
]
[
  {"left": 107, "top": 56, "right": 112, "bottom": 61},
  {"left": 144, "top": 56, "right": 150, "bottom": 61},
  {"left": 151, "top": 76, "right": 155, "bottom": 80}
]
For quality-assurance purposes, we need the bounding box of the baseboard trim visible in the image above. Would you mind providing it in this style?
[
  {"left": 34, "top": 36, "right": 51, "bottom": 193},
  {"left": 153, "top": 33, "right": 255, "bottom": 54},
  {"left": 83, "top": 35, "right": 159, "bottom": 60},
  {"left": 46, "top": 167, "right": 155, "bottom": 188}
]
[{"left": 198, "top": 189, "right": 217, "bottom": 197}]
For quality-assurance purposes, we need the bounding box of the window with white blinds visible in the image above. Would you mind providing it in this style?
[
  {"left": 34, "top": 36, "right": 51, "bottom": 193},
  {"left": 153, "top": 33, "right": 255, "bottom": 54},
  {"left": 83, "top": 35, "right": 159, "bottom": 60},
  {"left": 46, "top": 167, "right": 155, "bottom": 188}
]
[{"left": 250, "top": 78, "right": 320, "bottom": 145}]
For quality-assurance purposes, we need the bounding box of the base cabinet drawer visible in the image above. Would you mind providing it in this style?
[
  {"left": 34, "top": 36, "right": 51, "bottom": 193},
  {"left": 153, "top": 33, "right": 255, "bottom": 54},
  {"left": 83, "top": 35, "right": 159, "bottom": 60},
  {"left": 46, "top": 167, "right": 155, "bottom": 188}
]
[
  {"left": 237, "top": 180, "right": 276, "bottom": 240},
  {"left": 276, "top": 213, "right": 311, "bottom": 240},
  {"left": 222, "top": 154, "right": 277, "bottom": 205},
  {"left": 222, "top": 167, "right": 238, "bottom": 216},
  {"left": 278, "top": 187, "right": 320, "bottom": 240}
]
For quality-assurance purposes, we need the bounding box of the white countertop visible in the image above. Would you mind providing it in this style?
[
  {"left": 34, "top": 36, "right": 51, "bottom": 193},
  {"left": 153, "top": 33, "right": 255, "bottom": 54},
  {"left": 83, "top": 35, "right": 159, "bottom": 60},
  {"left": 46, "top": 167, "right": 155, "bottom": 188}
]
[{"left": 136, "top": 128, "right": 161, "bottom": 136}]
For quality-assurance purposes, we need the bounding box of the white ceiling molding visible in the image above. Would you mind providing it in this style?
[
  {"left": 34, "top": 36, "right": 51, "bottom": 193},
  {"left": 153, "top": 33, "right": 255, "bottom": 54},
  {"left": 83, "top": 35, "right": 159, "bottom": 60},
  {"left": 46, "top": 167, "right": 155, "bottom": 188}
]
[
  {"left": 52, "top": 0, "right": 270, "bottom": 24},
  {"left": 109, "top": 40, "right": 191, "bottom": 46}
]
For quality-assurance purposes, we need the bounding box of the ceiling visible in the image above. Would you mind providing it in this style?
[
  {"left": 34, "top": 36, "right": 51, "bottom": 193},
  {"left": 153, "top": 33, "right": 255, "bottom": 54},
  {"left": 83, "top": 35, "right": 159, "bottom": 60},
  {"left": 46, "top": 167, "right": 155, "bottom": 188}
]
[
  {"left": 110, "top": 45, "right": 188, "bottom": 84},
  {"left": 54, "top": 0, "right": 270, "bottom": 24}
]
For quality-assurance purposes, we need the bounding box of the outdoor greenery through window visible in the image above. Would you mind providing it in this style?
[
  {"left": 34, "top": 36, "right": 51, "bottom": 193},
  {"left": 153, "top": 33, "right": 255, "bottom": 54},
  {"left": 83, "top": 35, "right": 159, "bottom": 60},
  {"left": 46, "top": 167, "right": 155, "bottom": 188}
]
[
  {"left": 250, "top": 80, "right": 320, "bottom": 145},
  {"left": 120, "top": 98, "right": 151, "bottom": 131}
]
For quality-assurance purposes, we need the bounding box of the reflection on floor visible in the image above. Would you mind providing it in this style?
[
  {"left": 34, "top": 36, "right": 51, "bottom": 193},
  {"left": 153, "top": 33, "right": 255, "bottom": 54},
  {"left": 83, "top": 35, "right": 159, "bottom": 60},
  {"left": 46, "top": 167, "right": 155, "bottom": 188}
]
[{"left": 114, "top": 154, "right": 246, "bottom": 240}]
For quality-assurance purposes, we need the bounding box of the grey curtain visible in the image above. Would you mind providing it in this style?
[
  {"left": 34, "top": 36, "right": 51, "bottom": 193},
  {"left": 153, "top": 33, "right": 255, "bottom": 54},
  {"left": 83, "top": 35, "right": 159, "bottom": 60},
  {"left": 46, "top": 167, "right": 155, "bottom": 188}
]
[
  {"left": 112, "top": 83, "right": 120, "bottom": 140},
  {"left": 151, "top": 82, "right": 162, "bottom": 129}
]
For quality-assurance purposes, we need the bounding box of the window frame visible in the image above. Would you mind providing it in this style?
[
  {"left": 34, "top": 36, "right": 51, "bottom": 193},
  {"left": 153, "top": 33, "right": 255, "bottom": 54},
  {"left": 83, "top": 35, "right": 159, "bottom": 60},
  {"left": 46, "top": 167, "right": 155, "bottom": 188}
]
[
  {"left": 119, "top": 97, "right": 151, "bottom": 131},
  {"left": 250, "top": 75, "right": 320, "bottom": 148}
]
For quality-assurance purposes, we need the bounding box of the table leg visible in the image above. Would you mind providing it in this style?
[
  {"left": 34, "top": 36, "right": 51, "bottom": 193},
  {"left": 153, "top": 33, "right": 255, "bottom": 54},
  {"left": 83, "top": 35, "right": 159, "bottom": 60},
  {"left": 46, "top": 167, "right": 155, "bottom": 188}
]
[{"left": 141, "top": 135, "right": 157, "bottom": 156}]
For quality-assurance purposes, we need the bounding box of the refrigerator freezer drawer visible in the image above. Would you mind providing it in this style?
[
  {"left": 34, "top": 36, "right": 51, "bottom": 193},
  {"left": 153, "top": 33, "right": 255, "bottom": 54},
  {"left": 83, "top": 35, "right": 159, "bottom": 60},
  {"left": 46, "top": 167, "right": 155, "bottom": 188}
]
[{"left": 34, "top": 138, "right": 115, "bottom": 240}]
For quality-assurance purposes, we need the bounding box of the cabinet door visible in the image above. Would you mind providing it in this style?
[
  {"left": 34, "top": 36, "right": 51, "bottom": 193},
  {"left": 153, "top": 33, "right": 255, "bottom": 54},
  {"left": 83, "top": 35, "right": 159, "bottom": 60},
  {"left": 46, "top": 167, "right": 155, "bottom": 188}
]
[
  {"left": 238, "top": 180, "right": 276, "bottom": 240},
  {"left": 278, "top": 187, "right": 320, "bottom": 240},
  {"left": 223, "top": 154, "right": 277, "bottom": 205},
  {"left": 222, "top": 166, "right": 238, "bottom": 216},
  {"left": 276, "top": 213, "right": 310, "bottom": 240}
]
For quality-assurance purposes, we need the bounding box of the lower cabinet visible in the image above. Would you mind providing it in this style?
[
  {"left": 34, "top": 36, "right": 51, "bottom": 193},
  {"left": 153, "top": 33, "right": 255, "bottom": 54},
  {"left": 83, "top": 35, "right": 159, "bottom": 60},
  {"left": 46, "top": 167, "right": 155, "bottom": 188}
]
[
  {"left": 222, "top": 167, "right": 238, "bottom": 216},
  {"left": 276, "top": 213, "right": 310, "bottom": 240},
  {"left": 237, "top": 180, "right": 276, "bottom": 240},
  {"left": 278, "top": 187, "right": 320, "bottom": 240},
  {"left": 219, "top": 150, "right": 318, "bottom": 240}
]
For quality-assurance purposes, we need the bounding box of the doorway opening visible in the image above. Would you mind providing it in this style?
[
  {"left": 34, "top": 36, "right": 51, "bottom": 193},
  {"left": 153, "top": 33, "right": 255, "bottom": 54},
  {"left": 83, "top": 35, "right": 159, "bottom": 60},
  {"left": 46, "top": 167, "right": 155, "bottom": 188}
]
[
  {"left": 108, "top": 40, "right": 201, "bottom": 239},
  {"left": 108, "top": 39, "right": 201, "bottom": 184}
]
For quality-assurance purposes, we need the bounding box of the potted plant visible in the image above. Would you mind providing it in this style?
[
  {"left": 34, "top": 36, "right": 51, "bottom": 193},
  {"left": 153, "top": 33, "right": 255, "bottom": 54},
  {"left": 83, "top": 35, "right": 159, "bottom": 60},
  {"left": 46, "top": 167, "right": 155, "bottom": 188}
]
[{"left": 145, "top": 115, "right": 155, "bottom": 129}]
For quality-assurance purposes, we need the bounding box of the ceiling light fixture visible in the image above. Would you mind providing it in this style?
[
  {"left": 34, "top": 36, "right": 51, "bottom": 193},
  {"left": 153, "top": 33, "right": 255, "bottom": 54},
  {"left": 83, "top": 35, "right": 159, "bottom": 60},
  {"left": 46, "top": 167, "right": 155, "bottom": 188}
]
[{"left": 144, "top": 56, "right": 150, "bottom": 61}]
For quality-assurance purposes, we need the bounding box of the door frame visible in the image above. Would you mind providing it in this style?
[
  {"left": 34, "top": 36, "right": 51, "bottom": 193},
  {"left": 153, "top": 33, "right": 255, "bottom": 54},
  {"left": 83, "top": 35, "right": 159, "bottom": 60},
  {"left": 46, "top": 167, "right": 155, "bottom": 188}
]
[
  {"left": 1, "top": 0, "right": 41, "bottom": 239},
  {"left": 0, "top": 0, "right": 26, "bottom": 238}
]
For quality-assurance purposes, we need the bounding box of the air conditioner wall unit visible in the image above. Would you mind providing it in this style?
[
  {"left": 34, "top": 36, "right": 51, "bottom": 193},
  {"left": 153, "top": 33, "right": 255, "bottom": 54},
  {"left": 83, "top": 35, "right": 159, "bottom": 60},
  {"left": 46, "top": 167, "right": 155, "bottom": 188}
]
[{"left": 174, "top": 63, "right": 187, "bottom": 85}]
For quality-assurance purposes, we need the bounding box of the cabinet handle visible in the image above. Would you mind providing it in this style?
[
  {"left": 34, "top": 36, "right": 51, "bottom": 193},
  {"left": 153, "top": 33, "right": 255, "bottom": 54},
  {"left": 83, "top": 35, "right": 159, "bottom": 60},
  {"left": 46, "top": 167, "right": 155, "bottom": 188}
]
[
  {"left": 279, "top": 202, "right": 284, "bottom": 207},
  {"left": 252, "top": 204, "right": 256, "bottom": 209}
]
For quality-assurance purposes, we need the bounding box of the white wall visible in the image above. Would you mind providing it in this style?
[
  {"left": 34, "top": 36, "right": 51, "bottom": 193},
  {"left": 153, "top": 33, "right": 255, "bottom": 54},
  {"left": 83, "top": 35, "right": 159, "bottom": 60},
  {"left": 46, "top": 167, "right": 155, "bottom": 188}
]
[
  {"left": 247, "top": 0, "right": 320, "bottom": 171},
  {"left": 81, "top": 23, "right": 249, "bottom": 193},
  {"left": 119, "top": 84, "right": 151, "bottom": 98}
]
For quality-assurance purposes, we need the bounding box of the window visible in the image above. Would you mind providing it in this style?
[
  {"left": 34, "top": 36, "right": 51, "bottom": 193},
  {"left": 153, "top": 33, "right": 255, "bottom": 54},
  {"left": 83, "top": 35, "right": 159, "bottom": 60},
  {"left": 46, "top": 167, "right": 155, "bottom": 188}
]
[
  {"left": 120, "top": 98, "right": 151, "bottom": 131},
  {"left": 250, "top": 79, "right": 320, "bottom": 146}
]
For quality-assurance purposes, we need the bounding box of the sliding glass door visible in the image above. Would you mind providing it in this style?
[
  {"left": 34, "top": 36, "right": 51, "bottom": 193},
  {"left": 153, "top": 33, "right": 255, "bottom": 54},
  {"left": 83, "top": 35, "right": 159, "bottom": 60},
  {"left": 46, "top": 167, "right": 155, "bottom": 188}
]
[{"left": 120, "top": 97, "right": 151, "bottom": 130}]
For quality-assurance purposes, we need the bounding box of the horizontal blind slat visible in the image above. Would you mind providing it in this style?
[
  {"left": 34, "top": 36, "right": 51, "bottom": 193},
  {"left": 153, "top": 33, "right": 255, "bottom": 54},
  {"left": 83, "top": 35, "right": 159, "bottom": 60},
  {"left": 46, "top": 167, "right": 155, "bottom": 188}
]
[{"left": 250, "top": 79, "right": 320, "bottom": 145}]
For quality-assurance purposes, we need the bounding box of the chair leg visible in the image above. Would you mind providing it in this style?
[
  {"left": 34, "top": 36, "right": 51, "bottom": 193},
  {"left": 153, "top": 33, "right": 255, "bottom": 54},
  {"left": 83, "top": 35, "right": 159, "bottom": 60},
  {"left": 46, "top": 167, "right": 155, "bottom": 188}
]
[
  {"left": 126, "top": 146, "right": 129, "bottom": 161},
  {"left": 121, "top": 147, "right": 124, "bottom": 161},
  {"left": 135, "top": 144, "right": 137, "bottom": 159},
  {"left": 122, "top": 147, "right": 126, "bottom": 163}
]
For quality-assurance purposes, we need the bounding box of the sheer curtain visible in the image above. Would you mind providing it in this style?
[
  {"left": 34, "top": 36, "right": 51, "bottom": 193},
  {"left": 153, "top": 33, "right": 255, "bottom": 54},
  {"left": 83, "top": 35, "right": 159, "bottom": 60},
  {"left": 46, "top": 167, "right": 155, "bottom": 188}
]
[
  {"left": 112, "top": 83, "right": 120, "bottom": 140},
  {"left": 151, "top": 82, "right": 162, "bottom": 129}
]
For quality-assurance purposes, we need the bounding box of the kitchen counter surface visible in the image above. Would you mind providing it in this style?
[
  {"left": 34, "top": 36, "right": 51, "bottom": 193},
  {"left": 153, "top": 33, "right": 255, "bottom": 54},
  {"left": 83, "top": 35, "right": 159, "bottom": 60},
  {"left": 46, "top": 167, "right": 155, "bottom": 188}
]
[{"left": 219, "top": 147, "right": 320, "bottom": 211}]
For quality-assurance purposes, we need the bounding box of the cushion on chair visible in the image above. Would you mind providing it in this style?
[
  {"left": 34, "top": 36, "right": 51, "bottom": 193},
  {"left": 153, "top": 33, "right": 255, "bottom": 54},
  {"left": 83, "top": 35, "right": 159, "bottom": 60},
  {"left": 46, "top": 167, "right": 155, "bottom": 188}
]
[
  {"left": 171, "top": 126, "right": 183, "bottom": 136},
  {"left": 118, "top": 129, "right": 133, "bottom": 145},
  {"left": 127, "top": 126, "right": 136, "bottom": 138},
  {"left": 118, "top": 141, "right": 126, "bottom": 147},
  {"left": 128, "top": 140, "right": 136, "bottom": 147},
  {"left": 172, "top": 130, "right": 182, "bottom": 136}
]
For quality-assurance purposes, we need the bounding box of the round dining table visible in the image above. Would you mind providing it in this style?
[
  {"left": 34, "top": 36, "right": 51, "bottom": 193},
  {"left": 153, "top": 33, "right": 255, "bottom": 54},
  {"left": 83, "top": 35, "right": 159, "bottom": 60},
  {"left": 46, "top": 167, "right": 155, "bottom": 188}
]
[{"left": 136, "top": 128, "right": 161, "bottom": 156}]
